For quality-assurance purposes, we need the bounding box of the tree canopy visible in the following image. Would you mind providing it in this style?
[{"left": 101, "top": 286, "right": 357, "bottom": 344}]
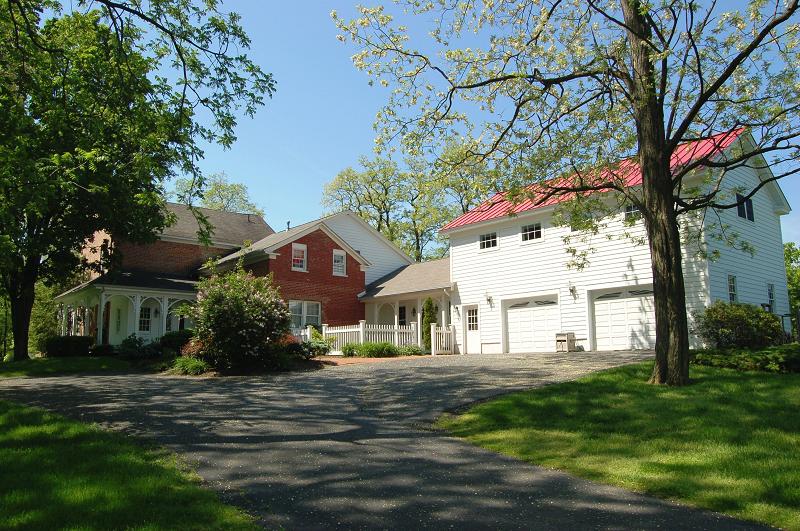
[
  {"left": 0, "top": 2, "right": 272, "bottom": 361},
  {"left": 174, "top": 172, "right": 264, "bottom": 216},
  {"left": 334, "top": 1, "right": 800, "bottom": 385}
]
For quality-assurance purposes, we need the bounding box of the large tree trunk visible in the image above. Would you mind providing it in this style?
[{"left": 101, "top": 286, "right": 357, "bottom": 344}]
[
  {"left": 622, "top": 0, "right": 690, "bottom": 385},
  {"left": 9, "top": 278, "right": 35, "bottom": 362}
]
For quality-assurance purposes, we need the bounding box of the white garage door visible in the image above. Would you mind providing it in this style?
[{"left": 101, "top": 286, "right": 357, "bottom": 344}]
[
  {"left": 593, "top": 289, "right": 656, "bottom": 351},
  {"left": 506, "top": 299, "right": 561, "bottom": 353}
]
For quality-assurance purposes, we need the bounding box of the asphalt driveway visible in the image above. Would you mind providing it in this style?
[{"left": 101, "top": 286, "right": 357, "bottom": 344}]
[{"left": 0, "top": 351, "right": 764, "bottom": 530}]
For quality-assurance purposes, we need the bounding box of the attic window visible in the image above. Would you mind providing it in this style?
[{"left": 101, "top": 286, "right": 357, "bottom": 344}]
[
  {"left": 736, "top": 194, "right": 754, "bottom": 221},
  {"left": 332, "top": 249, "right": 347, "bottom": 276},
  {"left": 292, "top": 243, "right": 307, "bottom": 272},
  {"left": 479, "top": 232, "right": 498, "bottom": 249}
]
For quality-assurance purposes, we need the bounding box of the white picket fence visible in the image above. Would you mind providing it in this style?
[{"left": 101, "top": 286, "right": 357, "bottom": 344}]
[{"left": 292, "top": 320, "right": 458, "bottom": 355}]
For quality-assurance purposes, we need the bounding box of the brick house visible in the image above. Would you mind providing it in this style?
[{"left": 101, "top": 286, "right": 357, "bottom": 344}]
[{"left": 56, "top": 204, "right": 412, "bottom": 345}]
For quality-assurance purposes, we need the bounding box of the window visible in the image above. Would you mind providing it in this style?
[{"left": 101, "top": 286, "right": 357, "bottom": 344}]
[
  {"left": 138, "top": 307, "right": 151, "bottom": 332},
  {"left": 624, "top": 205, "right": 641, "bottom": 222},
  {"left": 736, "top": 194, "right": 755, "bottom": 221},
  {"left": 767, "top": 283, "right": 775, "bottom": 312},
  {"left": 479, "top": 232, "right": 498, "bottom": 249},
  {"left": 291, "top": 243, "right": 307, "bottom": 271},
  {"left": 332, "top": 249, "right": 347, "bottom": 276},
  {"left": 399, "top": 306, "right": 407, "bottom": 326},
  {"left": 289, "top": 300, "right": 321, "bottom": 328},
  {"left": 115, "top": 309, "right": 121, "bottom": 333},
  {"left": 728, "top": 274, "right": 738, "bottom": 303},
  {"left": 521, "top": 223, "right": 542, "bottom": 242},
  {"left": 466, "top": 308, "right": 479, "bottom": 331}
]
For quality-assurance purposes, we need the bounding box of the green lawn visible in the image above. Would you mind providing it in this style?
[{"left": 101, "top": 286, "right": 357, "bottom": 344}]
[
  {"left": 0, "top": 356, "right": 132, "bottom": 378},
  {"left": 438, "top": 363, "right": 800, "bottom": 529},
  {"left": 0, "top": 400, "right": 256, "bottom": 530}
]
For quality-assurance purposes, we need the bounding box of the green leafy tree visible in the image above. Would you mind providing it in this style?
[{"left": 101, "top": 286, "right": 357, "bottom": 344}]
[
  {"left": 334, "top": 1, "right": 800, "bottom": 385},
  {"left": 323, "top": 156, "right": 404, "bottom": 241},
  {"left": 785, "top": 242, "right": 800, "bottom": 335},
  {"left": 0, "top": 4, "right": 272, "bottom": 362},
  {"left": 28, "top": 283, "right": 61, "bottom": 355},
  {"left": 173, "top": 172, "right": 264, "bottom": 216},
  {"left": 422, "top": 297, "right": 437, "bottom": 350}
]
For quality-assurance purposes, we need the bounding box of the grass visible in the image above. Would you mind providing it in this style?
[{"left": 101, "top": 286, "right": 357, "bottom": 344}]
[
  {"left": 0, "top": 400, "right": 256, "bottom": 530},
  {"left": 438, "top": 363, "right": 800, "bottom": 529},
  {"left": 0, "top": 356, "right": 132, "bottom": 378}
]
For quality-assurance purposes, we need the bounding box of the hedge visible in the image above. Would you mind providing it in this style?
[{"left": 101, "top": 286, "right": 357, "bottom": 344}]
[
  {"left": 690, "top": 344, "right": 800, "bottom": 373},
  {"left": 44, "top": 336, "right": 93, "bottom": 357}
]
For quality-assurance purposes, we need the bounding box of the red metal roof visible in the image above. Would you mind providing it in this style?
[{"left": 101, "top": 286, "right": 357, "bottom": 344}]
[{"left": 440, "top": 128, "right": 746, "bottom": 232}]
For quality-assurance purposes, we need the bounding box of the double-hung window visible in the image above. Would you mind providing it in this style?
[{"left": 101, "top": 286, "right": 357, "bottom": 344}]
[
  {"left": 728, "top": 274, "right": 738, "bottom": 303},
  {"left": 479, "top": 232, "right": 498, "bottom": 249},
  {"left": 138, "top": 307, "right": 151, "bottom": 332},
  {"left": 736, "top": 194, "right": 755, "bottom": 221},
  {"left": 767, "top": 283, "right": 775, "bottom": 312},
  {"left": 332, "top": 249, "right": 347, "bottom": 276},
  {"left": 289, "top": 300, "right": 321, "bottom": 328},
  {"left": 292, "top": 243, "right": 307, "bottom": 271},
  {"left": 521, "top": 223, "right": 542, "bottom": 242}
]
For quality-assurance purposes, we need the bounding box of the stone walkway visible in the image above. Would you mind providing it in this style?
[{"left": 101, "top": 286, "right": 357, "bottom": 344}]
[{"left": 0, "top": 351, "right": 765, "bottom": 530}]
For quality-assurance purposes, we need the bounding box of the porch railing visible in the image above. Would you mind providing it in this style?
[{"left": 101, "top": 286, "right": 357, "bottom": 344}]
[{"left": 292, "top": 320, "right": 459, "bottom": 355}]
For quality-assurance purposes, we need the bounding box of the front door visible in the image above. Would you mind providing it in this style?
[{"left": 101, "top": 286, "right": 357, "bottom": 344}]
[{"left": 464, "top": 305, "right": 480, "bottom": 354}]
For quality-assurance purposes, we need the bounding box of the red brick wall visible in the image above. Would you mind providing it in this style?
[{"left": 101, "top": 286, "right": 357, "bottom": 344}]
[
  {"left": 115, "top": 239, "right": 232, "bottom": 277},
  {"left": 245, "top": 229, "right": 365, "bottom": 326}
]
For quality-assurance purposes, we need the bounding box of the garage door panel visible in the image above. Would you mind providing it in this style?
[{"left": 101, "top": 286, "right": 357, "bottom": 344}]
[
  {"left": 594, "top": 290, "right": 656, "bottom": 351},
  {"left": 507, "top": 301, "right": 560, "bottom": 353}
]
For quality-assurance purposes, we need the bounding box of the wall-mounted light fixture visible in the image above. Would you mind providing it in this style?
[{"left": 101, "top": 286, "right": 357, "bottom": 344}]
[
  {"left": 568, "top": 282, "right": 578, "bottom": 298},
  {"left": 485, "top": 292, "right": 493, "bottom": 305}
]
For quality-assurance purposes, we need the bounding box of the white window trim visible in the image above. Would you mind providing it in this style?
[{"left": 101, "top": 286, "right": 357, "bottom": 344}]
[
  {"left": 728, "top": 274, "right": 738, "bottom": 303},
  {"left": 478, "top": 232, "right": 498, "bottom": 251},
  {"left": 289, "top": 300, "right": 321, "bottom": 328},
  {"left": 520, "top": 222, "right": 543, "bottom": 244},
  {"left": 767, "top": 282, "right": 775, "bottom": 313},
  {"left": 291, "top": 243, "right": 308, "bottom": 272},
  {"left": 466, "top": 307, "right": 479, "bottom": 331},
  {"left": 332, "top": 249, "right": 347, "bottom": 277}
]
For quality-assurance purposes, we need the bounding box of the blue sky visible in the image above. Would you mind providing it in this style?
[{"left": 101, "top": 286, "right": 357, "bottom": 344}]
[{"left": 193, "top": 2, "right": 800, "bottom": 244}]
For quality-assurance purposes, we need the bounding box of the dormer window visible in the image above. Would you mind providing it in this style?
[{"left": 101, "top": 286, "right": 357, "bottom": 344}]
[
  {"left": 736, "top": 194, "right": 754, "bottom": 221},
  {"left": 292, "top": 243, "right": 307, "bottom": 271},
  {"left": 479, "top": 232, "right": 498, "bottom": 249}
]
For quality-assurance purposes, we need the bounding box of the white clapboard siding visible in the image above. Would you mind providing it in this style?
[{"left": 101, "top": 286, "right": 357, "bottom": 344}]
[{"left": 324, "top": 212, "right": 412, "bottom": 284}]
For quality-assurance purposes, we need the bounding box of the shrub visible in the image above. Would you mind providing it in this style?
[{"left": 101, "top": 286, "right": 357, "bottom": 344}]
[
  {"left": 159, "top": 330, "right": 194, "bottom": 351},
  {"left": 693, "top": 301, "right": 785, "bottom": 348},
  {"left": 90, "top": 344, "right": 115, "bottom": 357},
  {"left": 180, "top": 338, "right": 204, "bottom": 358},
  {"left": 302, "top": 338, "right": 332, "bottom": 358},
  {"left": 44, "top": 336, "right": 93, "bottom": 357},
  {"left": 171, "top": 356, "right": 212, "bottom": 376},
  {"left": 397, "top": 344, "right": 424, "bottom": 356},
  {"left": 190, "top": 265, "right": 291, "bottom": 371},
  {"left": 341, "top": 343, "right": 359, "bottom": 357},
  {"left": 422, "top": 297, "right": 437, "bottom": 350},
  {"left": 691, "top": 344, "right": 800, "bottom": 373},
  {"left": 116, "top": 334, "right": 145, "bottom": 358}
]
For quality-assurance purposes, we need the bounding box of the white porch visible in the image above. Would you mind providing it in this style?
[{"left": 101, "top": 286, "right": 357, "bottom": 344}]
[{"left": 56, "top": 276, "right": 196, "bottom": 345}]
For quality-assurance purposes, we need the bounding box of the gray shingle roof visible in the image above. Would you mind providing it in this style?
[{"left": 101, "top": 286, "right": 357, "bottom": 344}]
[
  {"left": 361, "top": 257, "right": 451, "bottom": 299},
  {"left": 56, "top": 270, "right": 197, "bottom": 299},
  {"left": 214, "top": 217, "right": 370, "bottom": 267},
  {"left": 164, "top": 203, "right": 274, "bottom": 246}
]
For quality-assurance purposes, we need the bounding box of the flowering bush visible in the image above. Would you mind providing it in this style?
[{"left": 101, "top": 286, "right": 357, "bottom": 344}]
[
  {"left": 190, "top": 266, "right": 291, "bottom": 371},
  {"left": 692, "top": 301, "right": 785, "bottom": 349}
]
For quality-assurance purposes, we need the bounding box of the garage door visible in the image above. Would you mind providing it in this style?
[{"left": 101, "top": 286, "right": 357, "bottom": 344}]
[
  {"left": 506, "top": 298, "right": 561, "bottom": 353},
  {"left": 593, "top": 288, "right": 656, "bottom": 351}
]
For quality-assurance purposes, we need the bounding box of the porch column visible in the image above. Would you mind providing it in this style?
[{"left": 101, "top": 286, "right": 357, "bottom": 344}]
[
  {"left": 373, "top": 303, "right": 379, "bottom": 325},
  {"left": 416, "top": 298, "right": 423, "bottom": 346},
  {"left": 393, "top": 301, "right": 399, "bottom": 346},
  {"left": 70, "top": 306, "right": 76, "bottom": 336},
  {"left": 440, "top": 295, "right": 448, "bottom": 326},
  {"left": 60, "top": 304, "right": 67, "bottom": 335},
  {"left": 160, "top": 296, "right": 169, "bottom": 338},
  {"left": 96, "top": 293, "right": 106, "bottom": 345},
  {"left": 132, "top": 295, "right": 141, "bottom": 338}
]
